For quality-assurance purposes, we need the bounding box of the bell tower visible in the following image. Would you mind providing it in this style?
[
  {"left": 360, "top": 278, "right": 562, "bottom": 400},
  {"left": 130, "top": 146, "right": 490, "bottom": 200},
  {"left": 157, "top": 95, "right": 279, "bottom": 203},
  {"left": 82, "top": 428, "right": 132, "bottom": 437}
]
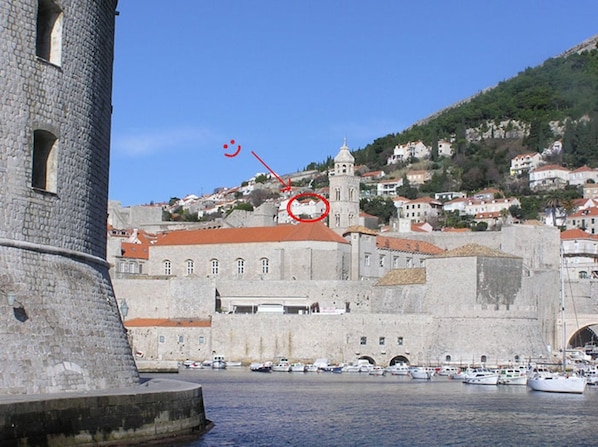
[{"left": 328, "top": 139, "right": 360, "bottom": 233}]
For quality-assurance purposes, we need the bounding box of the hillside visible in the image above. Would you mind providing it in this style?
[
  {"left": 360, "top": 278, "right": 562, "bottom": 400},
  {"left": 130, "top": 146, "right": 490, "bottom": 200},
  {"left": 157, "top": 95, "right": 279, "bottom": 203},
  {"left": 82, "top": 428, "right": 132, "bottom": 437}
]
[{"left": 306, "top": 35, "right": 598, "bottom": 194}]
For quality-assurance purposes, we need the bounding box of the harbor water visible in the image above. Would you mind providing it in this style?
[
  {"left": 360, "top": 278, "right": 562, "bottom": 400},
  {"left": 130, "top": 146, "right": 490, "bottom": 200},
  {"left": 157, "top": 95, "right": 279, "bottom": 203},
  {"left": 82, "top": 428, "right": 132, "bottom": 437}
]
[{"left": 150, "top": 369, "right": 598, "bottom": 446}]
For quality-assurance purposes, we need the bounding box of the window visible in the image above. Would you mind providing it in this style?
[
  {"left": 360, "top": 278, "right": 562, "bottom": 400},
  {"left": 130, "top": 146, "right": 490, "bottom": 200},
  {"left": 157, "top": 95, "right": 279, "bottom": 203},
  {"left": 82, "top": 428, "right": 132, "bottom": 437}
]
[
  {"left": 445, "top": 355, "right": 452, "bottom": 362},
  {"left": 178, "top": 335, "right": 184, "bottom": 343},
  {"left": 335, "top": 188, "right": 341, "bottom": 201},
  {"left": 159, "top": 336, "right": 165, "bottom": 343},
  {"left": 379, "top": 255, "right": 385, "bottom": 268},
  {"left": 379, "top": 337, "right": 385, "bottom": 346},
  {"left": 406, "top": 257, "right": 413, "bottom": 268},
  {"left": 261, "top": 258, "right": 270, "bottom": 274},
  {"left": 397, "top": 337, "right": 404, "bottom": 345},
  {"left": 360, "top": 336, "right": 367, "bottom": 345},
  {"left": 186, "top": 259, "right": 194, "bottom": 275},
  {"left": 334, "top": 214, "right": 340, "bottom": 228},
  {"left": 236, "top": 258, "right": 245, "bottom": 275},
  {"left": 393, "top": 256, "right": 399, "bottom": 268},
  {"left": 580, "top": 271, "right": 588, "bottom": 279},
  {"left": 480, "top": 355, "right": 487, "bottom": 363},
  {"left": 163, "top": 260, "right": 171, "bottom": 275},
  {"left": 198, "top": 336, "right": 205, "bottom": 344},
  {"left": 32, "top": 130, "right": 58, "bottom": 192},
  {"left": 364, "top": 254, "right": 371, "bottom": 267},
  {"left": 348, "top": 213, "right": 354, "bottom": 225},
  {"left": 36, "top": 0, "right": 63, "bottom": 65},
  {"left": 210, "top": 259, "right": 219, "bottom": 275},
  {"left": 349, "top": 188, "right": 355, "bottom": 201}
]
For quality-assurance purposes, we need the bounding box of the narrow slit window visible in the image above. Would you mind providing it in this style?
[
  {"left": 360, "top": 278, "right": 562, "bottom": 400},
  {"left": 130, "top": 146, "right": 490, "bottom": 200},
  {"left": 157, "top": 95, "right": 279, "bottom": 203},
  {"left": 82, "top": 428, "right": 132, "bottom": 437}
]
[
  {"left": 36, "top": 0, "right": 63, "bottom": 65},
  {"left": 32, "top": 130, "right": 58, "bottom": 192}
]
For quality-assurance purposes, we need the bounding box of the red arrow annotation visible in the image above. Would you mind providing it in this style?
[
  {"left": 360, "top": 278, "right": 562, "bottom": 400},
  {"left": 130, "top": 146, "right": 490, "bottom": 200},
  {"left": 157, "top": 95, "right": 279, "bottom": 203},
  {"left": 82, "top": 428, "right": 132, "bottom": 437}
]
[{"left": 250, "top": 150, "right": 292, "bottom": 192}]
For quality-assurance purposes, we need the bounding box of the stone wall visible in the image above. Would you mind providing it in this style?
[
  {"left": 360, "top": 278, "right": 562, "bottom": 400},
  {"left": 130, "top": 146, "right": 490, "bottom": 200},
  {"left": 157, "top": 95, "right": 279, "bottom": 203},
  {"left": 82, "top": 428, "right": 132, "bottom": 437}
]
[
  {"left": 0, "top": 378, "right": 210, "bottom": 446},
  {"left": 0, "top": 0, "right": 138, "bottom": 394}
]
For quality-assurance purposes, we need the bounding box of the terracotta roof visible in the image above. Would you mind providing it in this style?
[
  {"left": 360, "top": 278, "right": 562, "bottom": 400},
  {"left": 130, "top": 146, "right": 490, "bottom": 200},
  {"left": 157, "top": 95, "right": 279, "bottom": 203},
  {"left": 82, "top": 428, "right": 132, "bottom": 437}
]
[
  {"left": 560, "top": 228, "right": 598, "bottom": 240},
  {"left": 571, "top": 166, "right": 596, "bottom": 173},
  {"left": 124, "top": 318, "right": 211, "bottom": 328},
  {"left": 376, "top": 236, "right": 444, "bottom": 255},
  {"left": 154, "top": 223, "right": 349, "bottom": 246},
  {"left": 532, "top": 164, "right": 570, "bottom": 172},
  {"left": 376, "top": 268, "right": 427, "bottom": 286},
  {"left": 121, "top": 242, "right": 149, "bottom": 260},
  {"left": 569, "top": 207, "right": 598, "bottom": 218},
  {"left": 344, "top": 225, "right": 378, "bottom": 236},
  {"left": 434, "top": 243, "right": 519, "bottom": 259}
]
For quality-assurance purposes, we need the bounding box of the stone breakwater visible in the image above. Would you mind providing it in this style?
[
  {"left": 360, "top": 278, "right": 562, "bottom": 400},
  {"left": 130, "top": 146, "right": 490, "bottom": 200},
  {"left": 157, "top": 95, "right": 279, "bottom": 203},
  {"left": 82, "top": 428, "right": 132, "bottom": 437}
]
[{"left": 0, "top": 378, "right": 212, "bottom": 446}]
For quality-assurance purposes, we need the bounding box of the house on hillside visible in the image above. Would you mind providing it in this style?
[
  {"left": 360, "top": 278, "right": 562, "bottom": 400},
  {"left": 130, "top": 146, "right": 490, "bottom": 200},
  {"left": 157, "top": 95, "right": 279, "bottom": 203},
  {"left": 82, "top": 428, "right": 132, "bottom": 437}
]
[
  {"left": 510, "top": 152, "right": 542, "bottom": 176},
  {"left": 377, "top": 178, "right": 403, "bottom": 196},
  {"left": 566, "top": 207, "right": 598, "bottom": 235},
  {"left": 406, "top": 170, "right": 432, "bottom": 185},
  {"left": 400, "top": 197, "right": 443, "bottom": 223},
  {"left": 561, "top": 228, "right": 598, "bottom": 279},
  {"left": 386, "top": 141, "right": 431, "bottom": 165},
  {"left": 569, "top": 166, "right": 598, "bottom": 186},
  {"left": 437, "top": 139, "right": 453, "bottom": 157},
  {"left": 529, "top": 164, "right": 570, "bottom": 190}
]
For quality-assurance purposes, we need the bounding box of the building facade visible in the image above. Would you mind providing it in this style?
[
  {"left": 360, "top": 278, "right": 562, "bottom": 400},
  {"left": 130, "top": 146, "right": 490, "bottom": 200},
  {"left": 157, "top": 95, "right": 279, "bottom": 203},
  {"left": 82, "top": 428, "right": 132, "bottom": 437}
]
[{"left": 328, "top": 140, "right": 360, "bottom": 232}]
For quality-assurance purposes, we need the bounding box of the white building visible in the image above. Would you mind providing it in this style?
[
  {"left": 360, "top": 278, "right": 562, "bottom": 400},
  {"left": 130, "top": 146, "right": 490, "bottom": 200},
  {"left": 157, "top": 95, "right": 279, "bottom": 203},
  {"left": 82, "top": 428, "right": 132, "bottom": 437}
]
[
  {"left": 529, "top": 164, "right": 570, "bottom": 190},
  {"left": 510, "top": 152, "right": 542, "bottom": 176}
]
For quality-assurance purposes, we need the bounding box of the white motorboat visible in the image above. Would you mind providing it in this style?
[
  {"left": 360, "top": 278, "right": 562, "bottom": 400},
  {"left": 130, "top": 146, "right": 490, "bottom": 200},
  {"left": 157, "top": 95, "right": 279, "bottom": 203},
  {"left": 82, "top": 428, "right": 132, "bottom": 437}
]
[
  {"left": 409, "top": 366, "right": 433, "bottom": 380},
  {"left": 343, "top": 359, "right": 372, "bottom": 373},
  {"left": 211, "top": 354, "right": 227, "bottom": 369},
  {"left": 386, "top": 363, "right": 409, "bottom": 376},
  {"left": 463, "top": 368, "right": 498, "bottom": 385},
  {"left": 250, "top": 361, "right": 272, "bottom": 372},
  {"left": 498, "top": 367, "right": 528, "bottom": 385},
  {"left": 290, "top": 362, "right": 307, "bottom": 372},
  {"left": 305, "top": 364, "right": 319, "bottom": 372},
  {"left": 438, "top": 365, "right": 460, "bottom": 376},
  {"left": 369, "top": 366, "right": 386, "bottom": 376},
  {"left": 271, "top": 357, "right": 291, "bottom": 372}
]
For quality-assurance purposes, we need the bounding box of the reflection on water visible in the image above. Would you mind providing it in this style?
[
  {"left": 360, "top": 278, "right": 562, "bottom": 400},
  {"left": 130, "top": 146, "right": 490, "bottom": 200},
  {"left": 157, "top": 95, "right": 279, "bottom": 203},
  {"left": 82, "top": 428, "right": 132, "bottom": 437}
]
[{"left": 148, "top": 369, "right": 598, "bottom": 447}]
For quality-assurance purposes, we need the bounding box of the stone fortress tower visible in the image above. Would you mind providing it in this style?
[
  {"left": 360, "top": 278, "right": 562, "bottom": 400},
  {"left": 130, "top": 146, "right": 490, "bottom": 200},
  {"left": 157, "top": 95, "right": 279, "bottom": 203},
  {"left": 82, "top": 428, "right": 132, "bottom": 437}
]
[
  {"left": 0, "top": 0, "right": 139, "bottom": 394},
  {"left": 328, "top": 139, "right": 360, "bottom": 233}
]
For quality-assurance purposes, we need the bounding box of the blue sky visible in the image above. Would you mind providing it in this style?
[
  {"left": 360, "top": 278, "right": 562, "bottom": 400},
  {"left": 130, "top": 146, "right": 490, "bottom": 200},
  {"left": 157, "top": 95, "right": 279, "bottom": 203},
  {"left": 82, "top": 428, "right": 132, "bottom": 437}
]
[{"left": 109, "top": 1, "right": 597, "bottom": 206}]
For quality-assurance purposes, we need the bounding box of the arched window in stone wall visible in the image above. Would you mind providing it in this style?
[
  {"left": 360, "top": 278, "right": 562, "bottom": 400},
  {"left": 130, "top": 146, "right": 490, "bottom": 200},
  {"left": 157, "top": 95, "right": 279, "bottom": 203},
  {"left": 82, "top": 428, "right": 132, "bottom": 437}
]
[
  {"left": 163, "top": 260, "right": 171, "bottom": 276},
  {"left": 445, "top": 354, "right": 452, "bottom": 362},
  {"left": 334, "top": 214, "right": 340, "bottom": 228},
  {"left": 348, "top": 213, "right": 354, "bottom": 226},
  {"left": 579, "top": 271, "right": 588, "bottom": 279},
  {"left": 32, "top": 129, "right": 58, "bottom": 192},
  {"left": 185, "top": 259, "right": 194, "bottom": 275},
  {"left": 349, "top": 188, "right": 355, "bottom": 201},
  {"left": 236, "top": 258, "right": 245, "bottom": 275},
  {"left": 36, "top": 0, "right": 63, "bottom": 66},
  {"left": 261, "top": 258, "right": 269, "bottom": 274},
  {"left": 334, "top": 188, "right": 341, "bottom": 201},
  {"left": 210, "top": 259, "right": 219, "bottom": 276},
  {"left": 480, "top": 355, "right": 487, "bottom": 364}
]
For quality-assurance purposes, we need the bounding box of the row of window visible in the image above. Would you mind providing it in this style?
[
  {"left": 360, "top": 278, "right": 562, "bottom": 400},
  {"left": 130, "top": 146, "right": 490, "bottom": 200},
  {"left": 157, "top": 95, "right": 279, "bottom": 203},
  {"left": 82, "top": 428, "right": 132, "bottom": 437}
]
[
  {"left": 364, "top": 254, "right": 415, "bottom": 268},
  {"left": 360, "top": 336, "right": 404, "bottom": 346},
  {"left": 158, "top": 335, "right": 206, "bottom": 344},
  {"left": 163, "top": 258, "right": 270, "bottom": 276}
]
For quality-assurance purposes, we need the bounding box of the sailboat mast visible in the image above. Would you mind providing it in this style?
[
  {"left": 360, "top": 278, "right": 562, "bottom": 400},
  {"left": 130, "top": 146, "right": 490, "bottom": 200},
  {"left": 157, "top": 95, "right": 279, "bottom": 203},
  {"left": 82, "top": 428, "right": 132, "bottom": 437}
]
[{"left": 560, "top": 243, "right": 566, "bottom": 371}]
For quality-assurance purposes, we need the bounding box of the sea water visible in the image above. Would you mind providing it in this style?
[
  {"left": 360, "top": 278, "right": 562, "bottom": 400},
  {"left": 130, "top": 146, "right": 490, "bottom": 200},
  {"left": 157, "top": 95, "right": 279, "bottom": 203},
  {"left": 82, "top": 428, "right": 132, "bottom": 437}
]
[{"left": 150, "top": 369, "right": 598, "bottom": 447}]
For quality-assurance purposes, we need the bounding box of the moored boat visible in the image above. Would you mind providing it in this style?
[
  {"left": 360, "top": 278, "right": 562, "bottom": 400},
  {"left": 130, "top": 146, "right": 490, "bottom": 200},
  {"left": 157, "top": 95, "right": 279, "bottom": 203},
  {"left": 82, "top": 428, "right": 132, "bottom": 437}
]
[
  {"left": 527, "top": 373, "right": 587, "bottom": 393},
  {"left": 290, "top": 362, "right": 307, "bottom": 372},
  {"left": 386, "top": 363, "right": 409, "bottom": 376},
  {"left": 369, "top": 366, "right": 386, "bottom": 376},
  {"left": 212, "top": 354, "right": 227, "bottom": 369},
  {"left": 498, "top": 367, "right": 527, "bottom": 385},
  {"left": 272, "top": 357, "right": 291, "bottom": 372},
  {"left": 250, "top": 361, "right": 272, "bottom": 372},
  {"left": 409, "top": 366, "right": 433, "bottom": 380},
  {"left": 463, "top": 368, "right": 498, "bottom": 385}
]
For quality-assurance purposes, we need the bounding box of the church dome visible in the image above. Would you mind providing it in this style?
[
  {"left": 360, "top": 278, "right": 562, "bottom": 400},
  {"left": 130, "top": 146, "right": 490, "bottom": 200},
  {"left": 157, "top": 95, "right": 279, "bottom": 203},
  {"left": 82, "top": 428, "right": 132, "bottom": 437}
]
[{"left": 334, "top": 139, "right": 354, "bottom": 163}]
